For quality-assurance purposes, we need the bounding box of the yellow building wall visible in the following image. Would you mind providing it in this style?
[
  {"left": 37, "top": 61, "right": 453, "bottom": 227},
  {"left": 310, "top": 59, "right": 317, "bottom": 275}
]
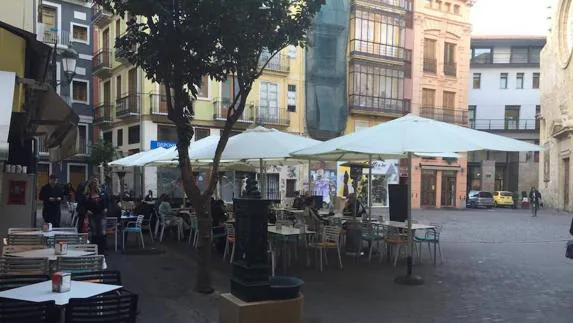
[
  {"left": 0, "top": 0, "right": 35, "bottom": 33},
  {"left": 0, "top": 28, "right": 26, "bottom": 112}
]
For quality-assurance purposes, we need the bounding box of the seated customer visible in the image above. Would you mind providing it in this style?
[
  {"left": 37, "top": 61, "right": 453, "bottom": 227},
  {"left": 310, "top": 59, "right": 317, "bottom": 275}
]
[
  {"left": 158, "top": 195, "right": 184, "bottom": 228},
  {"left": 292, "top": 191, "right": 305, "bottom": 210},
  {"left": 211, "top": 198, "right": 228, "bottom": 227},
  {"left": 343, "top": 193, "right": 367, "bottom": 217},
  {"left": 303, "top": 197, "right": 327, "bottom": 232}
]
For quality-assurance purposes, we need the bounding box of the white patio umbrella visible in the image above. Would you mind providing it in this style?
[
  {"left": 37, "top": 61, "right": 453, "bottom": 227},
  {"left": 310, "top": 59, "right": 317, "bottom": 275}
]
[
  {"left": 108, "top": 150, "right": 153, "bottom": 167},
  {"left": 292, "top": 114, "right": 541, "bottom": 285},
  {"left": 187, "top": 126, "right": 321, "bottom": 197},
  {"left": 124, "top": 147, "right": 175, "bottom": 167},
  {"left": 144, "top": 135, "right": 222, "bottom": 167}
]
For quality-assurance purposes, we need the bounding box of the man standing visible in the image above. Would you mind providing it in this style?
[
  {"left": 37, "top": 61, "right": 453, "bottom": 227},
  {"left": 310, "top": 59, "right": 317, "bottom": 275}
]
[{"left": 39, "top": 174, "right": 64, "bottom": 227}]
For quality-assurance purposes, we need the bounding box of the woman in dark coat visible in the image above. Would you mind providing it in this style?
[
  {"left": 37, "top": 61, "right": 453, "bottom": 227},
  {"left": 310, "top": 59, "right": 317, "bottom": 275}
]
[{"left": 84, "top": 178, "right": 107, "bottom": 253}]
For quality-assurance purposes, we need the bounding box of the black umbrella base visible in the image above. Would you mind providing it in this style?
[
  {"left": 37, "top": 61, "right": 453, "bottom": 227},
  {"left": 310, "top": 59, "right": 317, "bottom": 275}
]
[{"left": 394, "top": 274, "right": 425, "bottom": 286}]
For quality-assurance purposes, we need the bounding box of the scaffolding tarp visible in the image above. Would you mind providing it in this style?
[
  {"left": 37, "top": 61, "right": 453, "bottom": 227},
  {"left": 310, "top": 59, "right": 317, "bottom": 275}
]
[{"left": 305, "top": 0, "right": 350, "bottom": 141}]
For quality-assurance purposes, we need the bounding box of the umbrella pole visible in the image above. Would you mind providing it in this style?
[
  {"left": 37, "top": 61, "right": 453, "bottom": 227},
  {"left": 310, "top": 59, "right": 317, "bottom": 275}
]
[
  {"left": 259, "top": 158, "right": 265, "bottom": 199},
  {"left": 308, "top": 160, "right": 312, "bottom": 196},
  {"left": 368, "top": 155, "right": 372, "bottom": 221},
  {"left": 395, "top": 152, "right": 424, "bottom": 285}
]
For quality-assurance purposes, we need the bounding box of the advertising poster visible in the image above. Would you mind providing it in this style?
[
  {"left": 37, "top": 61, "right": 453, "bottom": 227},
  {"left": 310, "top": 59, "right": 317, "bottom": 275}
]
[{"left": 7, "top": 180, "right": 26, "bottom": 205}]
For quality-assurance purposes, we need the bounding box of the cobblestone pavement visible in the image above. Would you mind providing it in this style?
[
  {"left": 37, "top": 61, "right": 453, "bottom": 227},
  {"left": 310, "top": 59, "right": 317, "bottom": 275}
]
[{"left": 102, "top": 208, "right": 573, "bottom": 323}]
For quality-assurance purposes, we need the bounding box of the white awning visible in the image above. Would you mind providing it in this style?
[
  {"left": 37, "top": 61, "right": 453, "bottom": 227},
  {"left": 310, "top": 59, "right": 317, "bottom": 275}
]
[{"left": 0, "top": 71, "right": 16, "bottom": 160}]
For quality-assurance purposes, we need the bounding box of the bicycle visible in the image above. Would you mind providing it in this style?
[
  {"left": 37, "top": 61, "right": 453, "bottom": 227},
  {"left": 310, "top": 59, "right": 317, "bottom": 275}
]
[{"left": 531, "top": 199, "right": 539, "bottom": 217}]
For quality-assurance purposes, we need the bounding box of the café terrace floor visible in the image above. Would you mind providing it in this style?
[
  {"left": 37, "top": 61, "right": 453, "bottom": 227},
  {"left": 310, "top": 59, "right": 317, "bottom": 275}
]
[{"left": 94, "top": 207, "right": 573, "bottom": 323}]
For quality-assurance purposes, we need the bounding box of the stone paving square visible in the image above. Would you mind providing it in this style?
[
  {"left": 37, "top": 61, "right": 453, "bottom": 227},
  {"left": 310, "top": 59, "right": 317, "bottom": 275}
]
[{"left": 102, "top": 208, "right": 573, "bottom": 323}]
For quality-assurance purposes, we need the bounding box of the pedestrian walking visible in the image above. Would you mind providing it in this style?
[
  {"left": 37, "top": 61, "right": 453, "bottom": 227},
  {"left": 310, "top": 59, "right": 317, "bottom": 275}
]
[
  {"left": 84, "top": 177, "right": 107, "bottom": 253},
  {"left": 529, "top": 187, "right": 542, "bottom": 217},
  {"left": 39, "top": 174, "right": 64, "bottom": 227}
]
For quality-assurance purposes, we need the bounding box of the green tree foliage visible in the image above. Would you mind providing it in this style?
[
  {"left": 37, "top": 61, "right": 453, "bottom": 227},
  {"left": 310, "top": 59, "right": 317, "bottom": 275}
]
[
  {"left": 95, "top": 0, "right": 323, "bottom": 293},
  {"left": 89, "top": 140, "right": 117, "bottom": 168}
]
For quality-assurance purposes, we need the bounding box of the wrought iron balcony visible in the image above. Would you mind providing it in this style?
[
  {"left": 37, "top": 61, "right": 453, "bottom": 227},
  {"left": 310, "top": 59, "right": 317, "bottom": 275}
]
[
  {"left": 349, "top": 95, "right": 410, "bottom": 115},
  {"left": 470, "top": 119, "right": 538, "bottom": 131},
  {"left": 38, "top": 136, "right": 48, "bottom": 155},
  {"left": 213, "top": 97, "right": 254, "bottom": 123},
  {"left": 93, "top": 104, "right": 113, "bottom": 124},
  {"left": 254, "top": 106, "right": 289, "bottom": 126},
  {"left": 258, "top": 54, "right": 290, "bottom": 73},
  {"left": 423, "top": 58, "right": 437, "bottom": 73},
  {"left": 358, "top": 0, "right": 413, "bottom": 11},
  {"left": 37, "top": 27, "right": 70, "bottom": 47},
  {"left": 444, "top": 62, "right": 457, "bottom": 77},
  {"left": 420, "top": 107, "right": 468, "bottom": 125},
  {"left": 350, "top": 40, "right": 411, "bottom": 62},
  {"left": 93, "top": 50, "right": 112, "bottom": 78},
  {"left": 76, "top": 140, "right": 89, "bottom": 156},
  {"left": 471, "top": 53, "right": 541, "bottom": 66},
  {"left": 92, "top": 4, "right": 113, "bottom": 28},
  {"left": 116, "top": 93, "right": 142, "bottom": 118}
]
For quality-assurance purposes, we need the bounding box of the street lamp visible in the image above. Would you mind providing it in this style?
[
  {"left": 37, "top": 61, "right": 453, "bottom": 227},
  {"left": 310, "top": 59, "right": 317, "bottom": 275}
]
[{"left": 60, "top": 47, "right": 78, "bottom": 85}]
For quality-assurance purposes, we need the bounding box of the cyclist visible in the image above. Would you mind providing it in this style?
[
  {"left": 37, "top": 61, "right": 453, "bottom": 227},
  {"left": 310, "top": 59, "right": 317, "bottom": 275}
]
[{"left": 529, "top": 187, "right": 542, "bottom": 217}]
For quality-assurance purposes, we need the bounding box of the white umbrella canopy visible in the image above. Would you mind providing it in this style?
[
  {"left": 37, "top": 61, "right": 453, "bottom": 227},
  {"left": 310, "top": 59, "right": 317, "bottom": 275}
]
[
  {"left": 188, "top": 126, "right": 321, "bottom": 161},
  {"left": 126, "top": 147, "right": 175, "bottom": 167},
  {"left": 290, "top": 113, "right": 542, "bottom": 285},
  {"left": 291, "top": 114, "right": 541, "bottom": 160},
  {"left": 144, "top": 135, "right": 221, "bottom": 166},
  {"left": 108, "top": 150, "right": 156, "bottom": 167}
]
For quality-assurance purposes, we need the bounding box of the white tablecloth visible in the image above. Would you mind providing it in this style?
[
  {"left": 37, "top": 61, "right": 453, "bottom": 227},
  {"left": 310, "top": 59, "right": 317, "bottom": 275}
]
[
  {"left": 268, "top": 226, "right": 315, "bottom": 236},
  {"left": 0, "top": 280, "right": 122, "bottom": 306}
]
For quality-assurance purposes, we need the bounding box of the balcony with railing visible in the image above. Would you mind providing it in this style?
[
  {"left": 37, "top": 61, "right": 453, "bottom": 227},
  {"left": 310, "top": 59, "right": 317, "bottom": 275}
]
[
  {"left": 36, "top": 27, "right": 70, "bottom": 47},
  {"left": 254, "top": 106, "right": 289, "bottom": 127},
  {"left": 38, "top": 136, "right": 48, "bottom": 155},
  {"left": 150, "top": 94, "right": 170, "bottom": 115},
  {"left": 76, "top": 140, "right": 89, "bottom": 156},
  {"left": 423, "top": 58, "right": 437, "bottom": 73},
  {"left": 350, "top": 40, "right": 412, "bottom": 62},
  {"left": 93, "top": 104, "right": 113, "bottom": 124},
  {"left": 470, "top": 119, "right": 538, "bottom": 131},
  {"left": 358, "top": 0, "right": 413, "bottom": 11},
  {"left": 213, "top": 97, "right": 254, "bottom": 123},
  {"left": 258, "top": 54, "right": 290, "bottom": 73},
  {"left": 470, "top": 52, "right": 541, "bottom": 66},
  {"left": 349, "top": 95, "right": 410, "bottom": 116},
  {"left": 116, "top": 93, "right": 142, "bottom": 118},
  {"left": 92, "top": 4, "right": 113, "bottom": 28},
  {"left": 420, "top": 107, "right": 468, "bottom": 125},
  {"left": 93, "top": 49, "right": 112, "bottom": 78},
  {"left": 444, "top": 62, "right": 457, "bottom": 77}
]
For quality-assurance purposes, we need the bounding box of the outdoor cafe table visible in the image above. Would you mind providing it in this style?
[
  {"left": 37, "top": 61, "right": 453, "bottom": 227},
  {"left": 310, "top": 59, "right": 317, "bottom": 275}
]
[
  {"left": 268, "top": 225, "right": 315, "bottom": 273},
  {"left": 8, "top": 248, "right": 96, "bottom": 261},
  {"left": 0, "top": 280, "right": 122, "bottom": 306}
]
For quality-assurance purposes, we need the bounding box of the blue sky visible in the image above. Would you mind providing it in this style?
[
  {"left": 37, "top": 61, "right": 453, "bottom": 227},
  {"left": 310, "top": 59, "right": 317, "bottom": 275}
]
[{"left": 471, "top": 0, "right": 551, "bottom": 36}]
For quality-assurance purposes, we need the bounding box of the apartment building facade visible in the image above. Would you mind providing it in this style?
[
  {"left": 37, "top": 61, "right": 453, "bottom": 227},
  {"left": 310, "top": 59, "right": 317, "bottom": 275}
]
[
  {"left": 35, "top": 0, "right": 94, "bottom": 194},
  {"left": 468, "top": 36, "right": 544, "bottom": 195},
  {"left": 91, "top": 6, "right": 307, "bottom": 199},
  {"left": 410, "top": 0, "right": 473, "bottom": 208}
]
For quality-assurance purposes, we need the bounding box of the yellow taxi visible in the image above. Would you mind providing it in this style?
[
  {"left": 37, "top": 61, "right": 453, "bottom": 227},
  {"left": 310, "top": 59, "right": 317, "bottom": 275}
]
[{"left": 493, "top": 191, "right": 514, "bottom": 207}]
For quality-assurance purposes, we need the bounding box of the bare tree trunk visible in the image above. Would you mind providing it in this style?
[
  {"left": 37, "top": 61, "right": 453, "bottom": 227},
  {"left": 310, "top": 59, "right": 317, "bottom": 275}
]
[{"left": 194, "top": 199, "right": 213, "bottom": 293}]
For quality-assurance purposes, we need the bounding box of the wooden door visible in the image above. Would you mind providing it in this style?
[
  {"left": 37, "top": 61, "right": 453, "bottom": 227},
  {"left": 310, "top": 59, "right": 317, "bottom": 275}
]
[
  {"left": 564, "top": 158, "right": 570, "bottom": 208},
  {"left": 103, "top": 81, "right": 111, "bottom": 120},
  {"left": 421, "top": 170, "right": 436, "bottom": 207},
  {"left": 69, "top": 165, "right": 87, "bottom": 191},
  {"left": 441, "top": 171, "right": 457, "bottom": 207},
  {"left": 102, "top": 28, "right": 109, "bottom": 50},
  {"left": 128, "top": 68, "right": 138, "bottom": 113}
]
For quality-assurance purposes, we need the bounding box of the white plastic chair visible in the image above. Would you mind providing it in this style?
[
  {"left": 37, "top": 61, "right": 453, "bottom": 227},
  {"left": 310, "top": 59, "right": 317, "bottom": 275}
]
[
  {"left": 309, "top": 226, "right": 343, "bottom": 272},
  {"left": 187, "top": 215, "right": 199, "bottom": 248},
  {"left": 222, "top": 223, "right": 236, "bottom": 263}
]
